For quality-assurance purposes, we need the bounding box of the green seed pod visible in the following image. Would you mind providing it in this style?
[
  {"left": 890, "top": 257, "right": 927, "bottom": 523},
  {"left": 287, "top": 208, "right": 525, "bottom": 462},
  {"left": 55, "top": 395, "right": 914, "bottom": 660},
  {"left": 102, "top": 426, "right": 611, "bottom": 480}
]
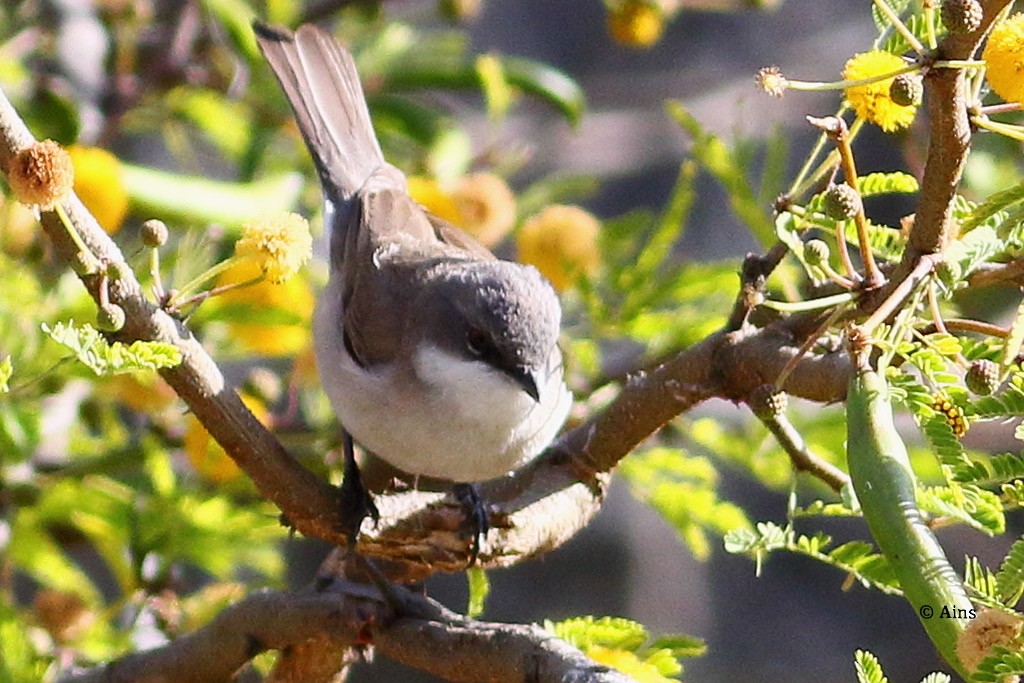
[
  {"left": 823, "top": 183, "right": 861, "bottom": 220},
  {"left": 847, "top": 359, "right": 973, "bottom": 676}
]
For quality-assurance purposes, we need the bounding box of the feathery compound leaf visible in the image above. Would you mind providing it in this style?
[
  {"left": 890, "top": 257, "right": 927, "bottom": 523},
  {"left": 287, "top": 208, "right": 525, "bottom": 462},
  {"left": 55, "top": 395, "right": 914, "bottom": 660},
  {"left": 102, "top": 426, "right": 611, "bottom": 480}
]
[
  {"left": 956, "top": 453, "right": 1024, "bottom": 486},
  {"left": 822, "top": 541, "right": 901, "bottom": 594},
  {"left": 940, "top": 225, "right": 1005, "bottom": 285},
  {"left": 962, "top": 181, "right": 1024, "bottom": 233},
  {"left": 621, "top": 447, "right": 750, "bottom": 560},
  {"left": 855, "top": 649, "right": 889, "bottom": 683},
  {"left": 726, "top": 525, "right": 901, "bottom": 594},
  {"left": 546, "top": 616, "right": 648, "bottom": 652},
  {"left": 858, "top": 171, "right": 919, "bottom": 196},
  {"left": 919, "top": 674, "right": 951, "bottom": 683},
  {"left": 996, "top": 537, "right": 1024, "bottom": 606},
  {"left": 42, "top": 321, "right": 182, "bottom": 375},
  {"left": 922, "top": 414, "right": 971, "bottom": 470},
  {"left": 666, "top": 100, "right": 774, "bottom": 247},
  {"left": 918, "top": 486, "right": 1005, "bottom": 535},
  {"left": 970, "top": 387, "right": 1024, "bottom": 419},
  {"left": 964, "top": 555, "right": 1000, "bottom": 604},
  {"left": 994, "top": 203, "right": 1024, "bottom": 252},
  {"left": 971, "top": 646, "right": 1024, "bottom": 682}
]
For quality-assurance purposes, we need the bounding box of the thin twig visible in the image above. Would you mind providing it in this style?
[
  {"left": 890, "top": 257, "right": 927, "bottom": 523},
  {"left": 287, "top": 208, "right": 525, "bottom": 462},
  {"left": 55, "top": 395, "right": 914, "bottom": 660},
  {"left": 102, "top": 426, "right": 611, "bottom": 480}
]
[
  {"left": 759, "top": 412, "right": 850, "bottom": 493},
  {"left": 860, "top": 255, "right": 938, "bottom": 336}
]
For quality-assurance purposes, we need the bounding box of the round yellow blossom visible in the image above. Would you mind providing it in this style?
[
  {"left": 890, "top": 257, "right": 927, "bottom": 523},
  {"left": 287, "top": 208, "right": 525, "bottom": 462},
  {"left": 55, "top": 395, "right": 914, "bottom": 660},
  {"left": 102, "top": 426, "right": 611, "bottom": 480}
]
[
  {"left": 235, "top": 212, "right": 312, "bottom": 283},
  {"left": 409, "top": 173, "right": 517, "bottom": 247},
  {"left": 842, "top": 51, "right": 917, "bottom": 132},
  {"left": 101, "top": 372, "right": 178, "bottom": 418},
  {"left": 607, "top": 0, "right": 664, "bottom": 49},
  {"left": 184, "top": 392, "right": 269, "bottom": 484},
  {"left": 67, "top": 145, "right": 129, "bottom": 234},
  {"left": 8, "top": 139, "right": 74, "bottom": 210},
  {"left": 586, "top": 646, "right": 675, "bottom": 683},
  {"left": 516, "top": 204, "right": 600, "bottom": 291},
  {"left": 983, "top": 14, "right": 1024, "bottom": 105},
  {"left": 407, "top": 176, "right": 462, "bottom": 225},
  {"left": 1, "top": 196, "right": 39, "bottom": 256},
  {"left": 452, "top": 173, "right": 516, "bottom": 247},
  {"left": 213, "top": 259, "right": 314, "bottom": 357},
  {"left": 756, "top": 66, "right": 788, "bottom": 98}
]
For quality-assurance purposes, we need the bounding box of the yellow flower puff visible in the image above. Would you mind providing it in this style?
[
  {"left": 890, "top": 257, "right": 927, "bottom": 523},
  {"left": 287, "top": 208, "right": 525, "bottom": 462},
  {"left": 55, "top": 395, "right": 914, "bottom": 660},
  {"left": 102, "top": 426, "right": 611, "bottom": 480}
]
[
  {"left": 842, "top": 51, "right": 917, "bottom": 132},
  {"left": 407, "top": 176, "right": 463, "bottom": 225},
  {"left": 586, "top": 646, "right": 676, "bottom": 683},
  {"left": 100, "top": 372, "right": 178, "bottom": 418},
  {"left": 516, "top": 204, "right": 601, "bottom": 291},
  {"left": 451, "top": 173, "right": 517, "bottom": 247},
  {"left": 184, "top": 392, "right": 269, "bottom": 484},
  {"left": 213, "top": 259, "right": 314, "bottom": 357},
  {"left": 8, "top": 140, "right": 74, "bottom": 210},
  {"left": 235, "top": 212, "right": 312, "bottom": 283},
  {"left": 983, "top": 14, "right": 1024, "bottom": 105},
  {"left": 1, "top": 196, "right": 40, "bottom": 257},
  {"left": 607, "top": 0, "right": 665, "bottom": 49},
  {"left": 67, "top": 145, "right": 129, "bottom": 234}
]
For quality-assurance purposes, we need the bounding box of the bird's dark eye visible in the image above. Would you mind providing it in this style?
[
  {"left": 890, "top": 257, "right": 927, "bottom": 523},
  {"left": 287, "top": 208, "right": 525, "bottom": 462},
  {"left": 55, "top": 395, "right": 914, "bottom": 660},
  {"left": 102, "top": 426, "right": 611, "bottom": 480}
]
[{"left": 466, "top": 327, "right": 491, "bottom": 357}]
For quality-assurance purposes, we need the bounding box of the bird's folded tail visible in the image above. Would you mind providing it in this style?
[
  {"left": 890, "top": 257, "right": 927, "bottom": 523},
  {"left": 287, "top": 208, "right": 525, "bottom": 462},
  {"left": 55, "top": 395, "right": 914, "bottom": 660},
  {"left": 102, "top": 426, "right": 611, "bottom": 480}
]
[{"left": 253, "top": 22, "right": 405, "bottom": 202}]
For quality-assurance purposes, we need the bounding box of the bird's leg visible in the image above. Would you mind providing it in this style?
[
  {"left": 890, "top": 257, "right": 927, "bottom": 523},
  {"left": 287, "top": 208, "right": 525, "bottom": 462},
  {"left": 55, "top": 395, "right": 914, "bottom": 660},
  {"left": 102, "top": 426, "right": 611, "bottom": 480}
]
[
  {"left": 452, "top": 483, "right": 489, "bottom": 565},
  {"left": 340, "top": 430, "right": 379, "bottom": 551}
]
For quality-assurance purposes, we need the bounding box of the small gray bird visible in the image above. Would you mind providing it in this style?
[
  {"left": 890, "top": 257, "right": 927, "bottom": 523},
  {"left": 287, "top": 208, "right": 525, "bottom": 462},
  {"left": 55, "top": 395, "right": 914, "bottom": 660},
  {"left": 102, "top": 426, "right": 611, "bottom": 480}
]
[{"left": 253, "top": 23, "right": 572, "bottom": 546}]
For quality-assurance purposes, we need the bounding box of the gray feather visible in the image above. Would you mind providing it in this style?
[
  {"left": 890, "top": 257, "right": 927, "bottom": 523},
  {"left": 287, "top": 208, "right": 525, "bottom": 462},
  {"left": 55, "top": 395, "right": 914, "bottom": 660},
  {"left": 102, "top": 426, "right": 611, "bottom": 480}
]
[{"left": 253, "top": 22, "right": 404, "bottom": 202}]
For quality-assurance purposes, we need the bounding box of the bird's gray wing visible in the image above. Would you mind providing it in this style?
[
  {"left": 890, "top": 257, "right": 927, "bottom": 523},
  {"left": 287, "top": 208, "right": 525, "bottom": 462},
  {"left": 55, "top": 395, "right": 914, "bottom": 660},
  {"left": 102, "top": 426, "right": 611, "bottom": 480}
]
[
  {"left": 425, "top": 213, "right": 498, "bottom": 262},
  {"left": 338, "top": 190, "right": 461, "bottom": 366}
]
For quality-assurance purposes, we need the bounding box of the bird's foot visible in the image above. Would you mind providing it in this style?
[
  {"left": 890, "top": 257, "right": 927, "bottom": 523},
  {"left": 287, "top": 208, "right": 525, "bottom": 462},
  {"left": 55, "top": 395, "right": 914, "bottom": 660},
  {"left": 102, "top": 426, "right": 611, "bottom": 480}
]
[{"left": 452, "top": 483, "right": 489, "bottom": 565}]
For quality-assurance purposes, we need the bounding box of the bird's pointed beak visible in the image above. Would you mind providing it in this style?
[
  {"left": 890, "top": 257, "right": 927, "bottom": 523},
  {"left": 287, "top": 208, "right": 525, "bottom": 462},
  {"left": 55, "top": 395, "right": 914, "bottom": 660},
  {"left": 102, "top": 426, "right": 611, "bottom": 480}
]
[{"left": 509, "top": 365, "right": 542, "bottom": 402}]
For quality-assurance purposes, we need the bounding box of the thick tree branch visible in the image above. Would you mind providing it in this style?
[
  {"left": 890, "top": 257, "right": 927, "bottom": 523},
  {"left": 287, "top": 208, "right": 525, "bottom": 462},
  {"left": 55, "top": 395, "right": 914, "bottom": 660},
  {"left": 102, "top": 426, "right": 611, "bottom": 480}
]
[
  {"left": 60, "top": 583, "right": 633, "bottom": 683},
  {"left": 902, "top": 0, "right": 1012, "bottom": 264}
]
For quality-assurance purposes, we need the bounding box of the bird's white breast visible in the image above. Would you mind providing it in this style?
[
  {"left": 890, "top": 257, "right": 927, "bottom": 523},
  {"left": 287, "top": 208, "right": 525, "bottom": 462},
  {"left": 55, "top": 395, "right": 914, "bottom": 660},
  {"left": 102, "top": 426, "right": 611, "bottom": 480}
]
[{"left": 314, "top": 282, "right": 571, "bottom": 482}]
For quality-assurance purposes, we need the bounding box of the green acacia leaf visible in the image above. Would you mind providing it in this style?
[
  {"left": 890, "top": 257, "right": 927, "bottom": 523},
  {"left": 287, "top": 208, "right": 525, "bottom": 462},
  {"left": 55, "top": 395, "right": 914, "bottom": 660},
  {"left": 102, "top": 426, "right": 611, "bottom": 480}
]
[
  {"left": 546, "top": 616, "right": 648, "bottom": 652},
  {"left": 971, "top": 646, "right": 1024, "bottom": 682},
  {"left": 858, "top": 171, "right": 919, "bottom": 196},
  {"left": 962, "top": 181, "right": 1024, "bottom": 234},
  {"left": 666, "top": 100, "right": 774, "bottom": 247},
  {"left": 42, "top": 321, "right": 182, "bottom": 376},
  {"left": 466, "top": 567, "right": 490, "bottom": 619},
  {"left": 855, "top": 649, "right": 889, "bottom": 683},
  {"left": 996, "top": 536, "right": 1024, "bottom": 606},
  {"left": 964, "top": 555, "right": 1000, "bottom": 604}
]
